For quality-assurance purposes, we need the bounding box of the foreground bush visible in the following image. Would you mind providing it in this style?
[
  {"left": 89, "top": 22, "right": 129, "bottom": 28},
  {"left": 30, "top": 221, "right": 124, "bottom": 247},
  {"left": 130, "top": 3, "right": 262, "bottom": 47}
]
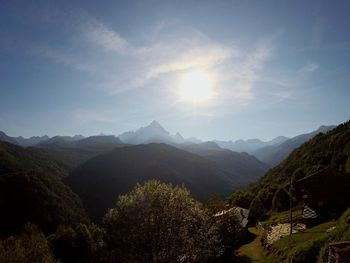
[{"left": 103, "top": 180, "right": 221, "bottom": 263}]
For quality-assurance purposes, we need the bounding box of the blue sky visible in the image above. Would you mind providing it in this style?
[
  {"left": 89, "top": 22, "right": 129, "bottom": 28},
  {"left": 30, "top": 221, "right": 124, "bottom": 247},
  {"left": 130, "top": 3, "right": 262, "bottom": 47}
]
[{"left": 0, "top": 0, "right": 349, "bottom": 140}]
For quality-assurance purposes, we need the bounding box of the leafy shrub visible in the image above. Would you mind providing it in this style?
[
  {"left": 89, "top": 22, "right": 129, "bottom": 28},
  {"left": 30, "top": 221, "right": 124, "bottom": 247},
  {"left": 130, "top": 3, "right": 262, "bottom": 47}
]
[
  {"left": 103, "top": 180, "right": 221, "bottom": 263},
  {"left": 49, "top": 224, "right": 105, "bottom": 263},
  {"left": 0, "top": 223, "right": 56, "bottom": 263}
]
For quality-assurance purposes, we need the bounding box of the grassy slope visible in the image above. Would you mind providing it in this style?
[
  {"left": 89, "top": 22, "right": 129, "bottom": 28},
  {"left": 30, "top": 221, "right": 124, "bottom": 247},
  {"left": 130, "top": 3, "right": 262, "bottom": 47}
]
[
  {"left": 238, "top": 227, "right": 273, "bottom": 262},
  {"left": 238, "top": 208, "right": 350, "bottom": 262}
]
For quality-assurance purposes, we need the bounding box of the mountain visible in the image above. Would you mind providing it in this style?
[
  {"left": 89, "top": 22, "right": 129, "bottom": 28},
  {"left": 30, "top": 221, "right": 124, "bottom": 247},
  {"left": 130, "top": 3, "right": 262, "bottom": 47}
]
[
  {"left": 0, "top": 131, "right": 49, "bottom": 146},
  {"left": 186, "top": 137, "right": 203, "bottom": 144},
  {"left": 173, "top": 132, "right": 185, "bottom": 144},
  {"left": 179, "top": 142, "right": 270, "bottom": 183},
  {"left": 65, "top": 143, "right": 237, "bottom": 221},
  {"left": 119, "top": 120, "right": 171, "bottom": 144},
  {"left": 253, "top": 125, "right": 336, "bottom": 166},
  {"left": 0, "top": 131, "right": 84, "bottom": 147},
  {"left": 37, "top": 135, "right": 125, "bottom": 171},
  {"left": 0, "top": 131, "right": 18, "bottom": 145},
  {"left": 231, "top": 121, "right": 350, "bottom": 220},
  {"left": 37, "top": 135, "right": 85, "bottom": 147},
  {"left": 0, "top": 140, "right": 88, "bottom": 237},
  {"left": 118, "top": 120, "right": 193, "bottom": 145},
  {"left": 13, "top": 135, "right": 50, "bottom": 147},
  {"left": 215, "top": 136, "right": 289, "bottom": 153}
]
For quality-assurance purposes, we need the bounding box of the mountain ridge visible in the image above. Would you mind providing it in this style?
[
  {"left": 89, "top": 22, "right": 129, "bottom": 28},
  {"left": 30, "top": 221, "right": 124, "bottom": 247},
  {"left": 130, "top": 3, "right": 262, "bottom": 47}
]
[
  {"left": 65, "top": 143, "right": 238, "bottom": 221},
  {"left": 253, "top": 125, "right": 336, "bottom": 166}
]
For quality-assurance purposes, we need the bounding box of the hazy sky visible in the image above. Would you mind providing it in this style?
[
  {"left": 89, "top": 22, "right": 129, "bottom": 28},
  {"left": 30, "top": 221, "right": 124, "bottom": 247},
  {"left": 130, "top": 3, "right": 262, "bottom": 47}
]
[{"left": 1, "top": 0, "right": 349, "bottom": 140}]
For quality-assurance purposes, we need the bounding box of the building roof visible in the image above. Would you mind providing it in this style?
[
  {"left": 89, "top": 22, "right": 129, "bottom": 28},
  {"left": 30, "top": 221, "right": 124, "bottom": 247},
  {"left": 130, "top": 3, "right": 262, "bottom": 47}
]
[
  {"left": 213, "top": 207, "right": 250, "bottom": 227},
  {"left": 302, "top": 205, "right": 318, "bottom": 219}
]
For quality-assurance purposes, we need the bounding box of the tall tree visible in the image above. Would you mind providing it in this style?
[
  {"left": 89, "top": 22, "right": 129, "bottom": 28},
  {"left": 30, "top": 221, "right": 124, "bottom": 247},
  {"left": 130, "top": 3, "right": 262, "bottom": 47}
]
[{"left": 103, "top": 180, "right": 220, "bottom": 263}]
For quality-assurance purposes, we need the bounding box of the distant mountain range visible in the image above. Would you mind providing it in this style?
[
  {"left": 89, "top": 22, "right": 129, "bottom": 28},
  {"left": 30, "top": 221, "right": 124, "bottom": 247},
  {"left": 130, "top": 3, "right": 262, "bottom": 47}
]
[
  {"left": 118, "top": 120, "right": 191, "bottom": 145},
  {"left": 214, "top": 136, "right": 289, "bottom": 153},
  {"left": 0, "top": 132, "right": 83, "bottom": 147},
  {"left": 0, "top": 131, "right": 50, "bottom": 146},
  {"left": 0, "top": 120, "right": 344, "bottom": 235},
  {"left": 253, "top": 125, "right": 335, "bottom": 166},
  {"left": 178, "top": 141, "right": 269, "bottom": 183},
  {"left": 36, "top": 135, "right": 125, "bottom": 172},
  {"left": 0, "top": 121, "right": 336, "bottom": 169}
]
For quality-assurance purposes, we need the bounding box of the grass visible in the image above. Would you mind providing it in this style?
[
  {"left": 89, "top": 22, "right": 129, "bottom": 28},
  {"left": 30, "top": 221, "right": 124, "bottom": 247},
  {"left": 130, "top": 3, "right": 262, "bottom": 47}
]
[
  {"left": 237, "top": 208, "right": 350, "bottom": 262},
  {"left": 260, "top": 208, "right": 302, "bottom": 227},
  {"left": 237, "top": 227, "right": 274, "bottom": 263},
  {"left": 267, "top": 220, "right": 339, "bottom": 262}
]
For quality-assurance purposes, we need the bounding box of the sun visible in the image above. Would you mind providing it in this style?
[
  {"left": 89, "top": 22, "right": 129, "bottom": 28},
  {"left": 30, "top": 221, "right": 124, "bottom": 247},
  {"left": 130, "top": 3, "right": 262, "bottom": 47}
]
[{"left": 178, "top": 70, "right": 214, "bottom": 104}]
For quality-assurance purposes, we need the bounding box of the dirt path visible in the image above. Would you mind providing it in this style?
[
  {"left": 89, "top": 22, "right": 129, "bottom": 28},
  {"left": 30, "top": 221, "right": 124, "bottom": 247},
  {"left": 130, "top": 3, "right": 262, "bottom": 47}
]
[{"left": 237, "top": 227, "right": 267, "bottom": 262}]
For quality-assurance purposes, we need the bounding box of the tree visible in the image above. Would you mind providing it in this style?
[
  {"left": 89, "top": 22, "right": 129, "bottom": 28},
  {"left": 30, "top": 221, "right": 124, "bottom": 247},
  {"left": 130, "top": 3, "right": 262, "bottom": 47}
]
[
  {"left": 228, "top": 191, "right": 255, "bottom": 209},
  {"left": 0, "top": 223, "right": 56, "bottom": 263},
  {"left": 49, "top": 224, "right": 105, "bottom": 263},
  {"left": 248, "top": 196, "right": 265, "bottom": 222},
  {"left": 272, "top": 187, "right": 290, "bottom": 212},
  {"left": 103, "top": 180, "right": 220, "bottom": 263},
  {"left": 213, "top": 210, "right": 242, "bottom": 255}
]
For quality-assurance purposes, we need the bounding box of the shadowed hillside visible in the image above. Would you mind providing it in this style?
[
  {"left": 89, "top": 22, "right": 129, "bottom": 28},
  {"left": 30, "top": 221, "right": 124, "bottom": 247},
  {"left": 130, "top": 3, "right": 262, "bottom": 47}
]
[
  {"left": 65, "top": 143, "right": 237, "bottom": 221},
  {"left": 180, "top": 142, "right": 270, "bottom": 184},
  {"left": 231, "top": 121, "right": 350, "bottom": 220},
  {"left": 0, "top": 141, "right": 88, "bottom": 237}
]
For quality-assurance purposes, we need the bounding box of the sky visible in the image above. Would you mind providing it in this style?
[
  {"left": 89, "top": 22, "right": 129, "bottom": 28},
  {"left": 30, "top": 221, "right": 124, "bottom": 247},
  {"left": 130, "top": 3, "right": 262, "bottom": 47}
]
[{"left": 0, "top": 0, "right": 349, "bottom": 141}]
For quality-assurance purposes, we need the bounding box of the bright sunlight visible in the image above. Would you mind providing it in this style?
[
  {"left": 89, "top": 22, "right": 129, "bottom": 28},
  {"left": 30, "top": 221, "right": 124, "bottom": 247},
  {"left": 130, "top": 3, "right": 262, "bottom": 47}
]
[{"left": 178, "top": 70, "right": 214, "bottom": 104}]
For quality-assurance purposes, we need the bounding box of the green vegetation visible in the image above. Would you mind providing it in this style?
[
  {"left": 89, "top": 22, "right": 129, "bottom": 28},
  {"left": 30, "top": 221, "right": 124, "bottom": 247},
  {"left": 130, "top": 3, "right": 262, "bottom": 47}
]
[
  {"left": 103, "top": 180, "right": 221, "bottom": 262},
  {"left": 260, "top": 208, "right": 302, "bottom": 227},
  {"left": 268, "top": 220, "right": 336, "bottom": 262},
  {"left": 1, "top": 120, "right": 349, "bottom": 262},
  {"left": 264, "top": 207, "right": 350, "bottom": 262},
  {"left": 0, "top": 141, "right": 88, "bottom": 237},
  {"left": 238, "top": 227, "right": 272, "bottom": 262},
  {"left": 0, "top": 223, "right": 56, "bottom": 263},
  {"left": 237, "top": 207, "right": 350, "bottom": 263},
  {"left": 230, "top": 120, "right": 350, "bottom": 221},
  {"left": 49, "top": 224, "right": 105, "bottom": 263}
]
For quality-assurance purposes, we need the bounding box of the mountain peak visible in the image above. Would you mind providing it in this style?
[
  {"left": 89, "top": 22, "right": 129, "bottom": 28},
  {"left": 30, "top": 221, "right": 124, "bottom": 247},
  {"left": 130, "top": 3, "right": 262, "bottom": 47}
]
[
  {"left": 316, "top": 125, "right": 335, "bottom": 134},
  {"left": 141, "top": 120, "right": 169, "bottom": 134},
  {"left": 148, "top": 120, "right": 163, "bottom": 129}
]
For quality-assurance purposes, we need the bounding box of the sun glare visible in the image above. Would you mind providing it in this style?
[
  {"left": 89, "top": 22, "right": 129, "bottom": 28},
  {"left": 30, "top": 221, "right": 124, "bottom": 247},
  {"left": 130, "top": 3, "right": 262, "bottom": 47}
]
[{"left": 178, "top": 70, "right": 214, "bottom": 104}]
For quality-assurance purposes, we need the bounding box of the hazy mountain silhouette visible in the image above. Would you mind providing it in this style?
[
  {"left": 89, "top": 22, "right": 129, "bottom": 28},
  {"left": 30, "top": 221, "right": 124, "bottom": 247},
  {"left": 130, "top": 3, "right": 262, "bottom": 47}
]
[
  {"left": 0, "top": 131, "right": 18, "bottom": 145},
  {"left": 37, "top": 135, "right": 125, "bottom": 171},
  {"left": 0, "top": 131, "right": 52, "bottom": 147},
  {"left": 215, "top": 136, "right": 289, "bottom": 153},
  {"left": 65, "top": 143, "right": 237, "bottom": 221},
  {"left": 37, "top": 135, "right": 85, "bottom": 147},
  {"left": 179, "top": 142, "right": 269, "bottom": 183},
  {"left": 254, "top": 125, "right": 336, "bottom": 166},
  {"left": 118, "top": 120, "right": 198, "bottom": 145}
]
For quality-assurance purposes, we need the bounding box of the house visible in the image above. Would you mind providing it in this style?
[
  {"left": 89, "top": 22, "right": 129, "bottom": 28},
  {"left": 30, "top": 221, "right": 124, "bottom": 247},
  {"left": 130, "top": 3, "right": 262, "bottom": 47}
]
[
  {"left": 295, "top": 167, "right": 350, "bottom": 223},
  {"left": 214, "top": 207, "right": 249, "bottom": 228}
]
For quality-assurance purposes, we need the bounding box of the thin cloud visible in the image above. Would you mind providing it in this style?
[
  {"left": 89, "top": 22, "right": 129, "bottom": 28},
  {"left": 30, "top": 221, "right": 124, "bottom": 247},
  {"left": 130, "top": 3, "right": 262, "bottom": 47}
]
[
  {"left": 300, "top": 62, "right": 319, "bottom": 73},
  {"left": 38, "top": 16, "right": 274, "bottom": 113},
  {"left": 84, "top": 19, "right": 131, "bottom": 54}
]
